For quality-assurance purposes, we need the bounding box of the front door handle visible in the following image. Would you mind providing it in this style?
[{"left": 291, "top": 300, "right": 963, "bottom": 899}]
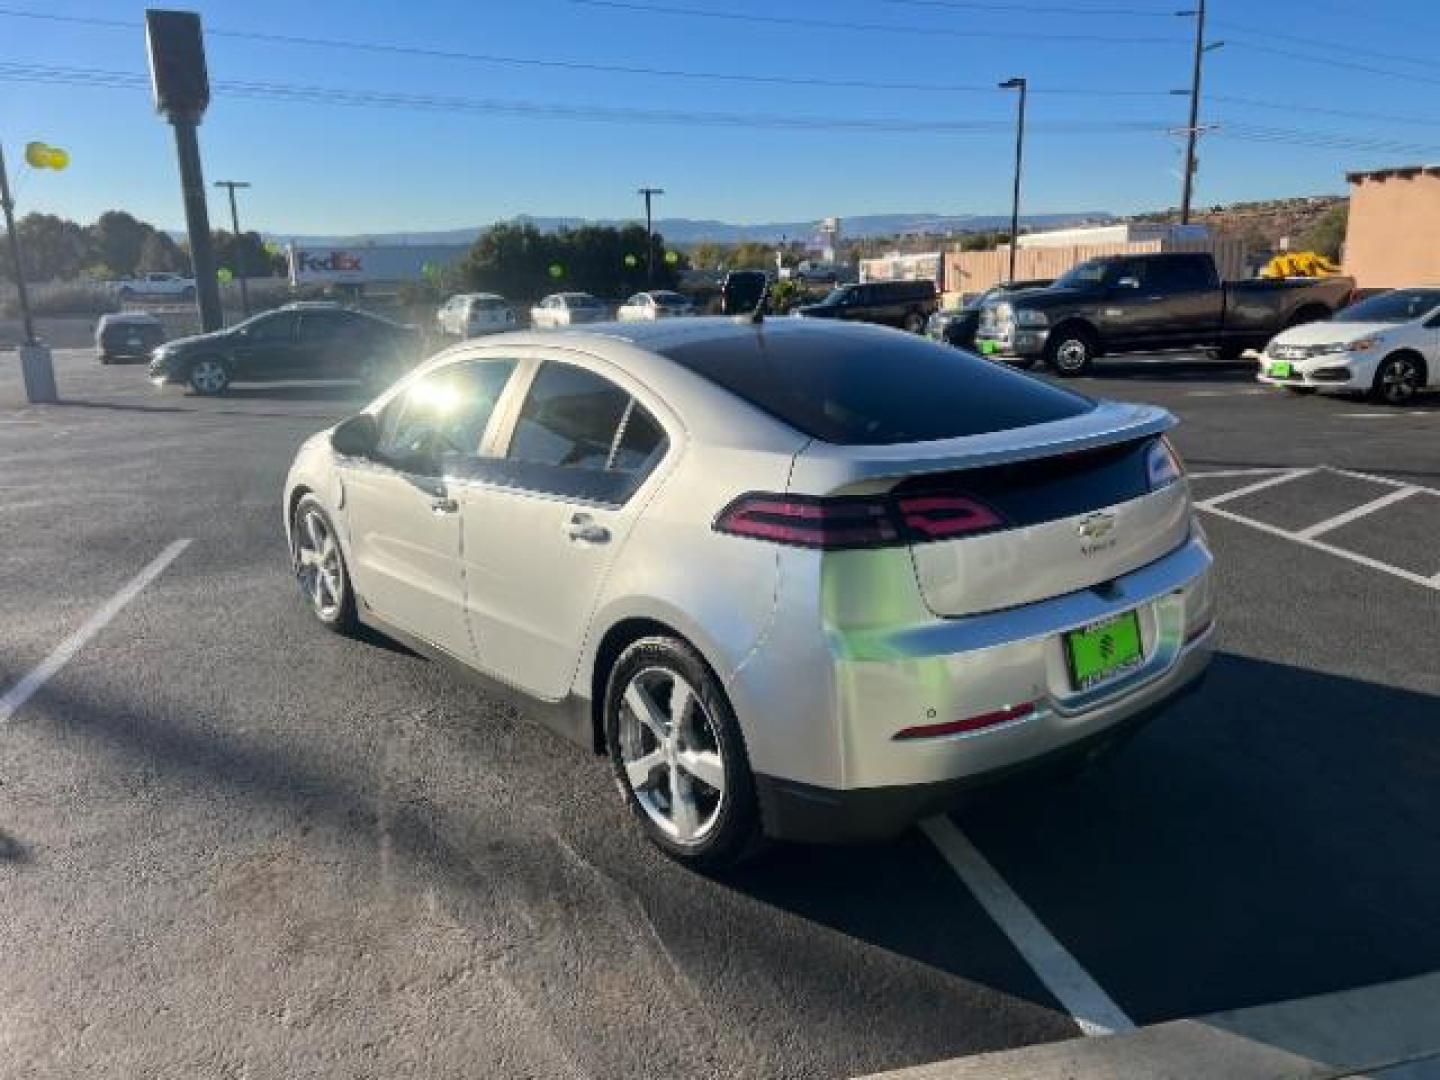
[
  {"left": 564, "top": 512, "right": 610, "bottom": 544},
  {"left": 431, "top": 496, "right": 459, "bottom": 515}
]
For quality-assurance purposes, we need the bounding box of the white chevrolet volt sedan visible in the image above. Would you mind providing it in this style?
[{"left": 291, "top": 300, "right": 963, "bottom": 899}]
[{"left": 284, "top": 318, "right": 1215, "bottom": 869}]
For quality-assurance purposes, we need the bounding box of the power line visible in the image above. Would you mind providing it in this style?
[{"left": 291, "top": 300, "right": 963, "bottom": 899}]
[
  {"left": 1211, "top": 18, "right": 1432, "bottom": 69},
  {"left": 0, "top": 4, "right": 1175, "bottom": 96},
  {"left": 1225, "top": 39, "right": 1440, "bottom": 88},
  {"left": 559, "top": 0, "right": 1187, "bottom": 42},
  {"left": 1211, "top": 94, "right": 1440, "bottom": 130},
  {"left": 880, "top": 0, "right": 1175, "bottom": 15},
  {"left": 0, "top": 62, "right": 1175, "bottom": 135}
]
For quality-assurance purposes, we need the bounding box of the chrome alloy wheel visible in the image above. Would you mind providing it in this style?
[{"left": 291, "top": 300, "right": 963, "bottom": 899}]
[
  {"left": 294, "top": 507, "right": 344, "bottom": 620},
  {"left": 1378, "top": 356, "right": 1421, "bottom": 405},
  {"left": 1053, "top": 337, "right": 1090, "bottom": 374},
  {"left": 189, "top": 357, "right": 229, "bottom": 394},
  {"left": 617, "top": 667, "right": 726, "bottom": 845}
]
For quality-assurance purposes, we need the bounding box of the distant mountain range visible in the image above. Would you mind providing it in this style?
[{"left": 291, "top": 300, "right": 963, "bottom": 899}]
[{"left": 265, "top": 210, "right": 1115, "bottom": 249}]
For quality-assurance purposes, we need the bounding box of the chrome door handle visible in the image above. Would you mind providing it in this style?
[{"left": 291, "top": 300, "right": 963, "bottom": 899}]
[
  {"left": 564, "top": 513, "right": 610, "bottom": 544},
  {"left": 431, "top": 496, "right": 459, "bottom": 515}
]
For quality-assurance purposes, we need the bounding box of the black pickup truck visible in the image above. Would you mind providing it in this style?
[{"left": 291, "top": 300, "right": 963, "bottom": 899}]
[{"left": 974, "top": 252, "right": 1355, "bottom": 376}]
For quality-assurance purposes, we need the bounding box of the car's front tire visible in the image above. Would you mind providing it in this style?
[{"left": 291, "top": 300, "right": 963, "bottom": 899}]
[
  {"left": 291, "top": 495, "right": 356, "bottom": 633},
  {"left": 187, "top": 356, "right": 231, "bottom": 395},
  {"left": 1372, "top": 353, "right": 1424, "bottom": 406},
  {"left": 1045, "top": 325, "right": 1097, "bottom": 377},
  {"left": 605, "top": 636, "right": 760, "bottom": 871}
]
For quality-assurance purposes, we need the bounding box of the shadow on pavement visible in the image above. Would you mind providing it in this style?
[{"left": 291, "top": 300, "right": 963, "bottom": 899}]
[
  {"left": 955, "top": 651, "right": 1440, "bottom": 1024},
  {"left": 0, "top": 829, "right": 31, "bottom": 864}
]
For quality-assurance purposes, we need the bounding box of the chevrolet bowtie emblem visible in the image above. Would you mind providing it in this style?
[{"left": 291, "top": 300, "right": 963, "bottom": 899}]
[{"left": 1077, "top": 513, "right": 1116, "bottom": 541}]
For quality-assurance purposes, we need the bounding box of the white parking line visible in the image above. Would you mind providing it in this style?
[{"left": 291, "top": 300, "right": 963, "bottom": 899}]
[
  {"left": 1194, "top": 468, "right": 1315, "bottom": 510},
  {"left": 920, "top": 817, "right": 1135, "bottom": 1038},
  {"left": 1296, "top": 486, "right": 1421, "bottom": 540},
  {"left": 1189, "top": 467, "right": 1294, "bottom": 480},
  {"left": 1200, "top": 503, "right": 1440, "bottom": 590},
  {"left": 1327, "top": 467, "right": 1440, "bottom": 498},
  {"left": 0, "top": 539, "right": 192, "bottom": 725}
]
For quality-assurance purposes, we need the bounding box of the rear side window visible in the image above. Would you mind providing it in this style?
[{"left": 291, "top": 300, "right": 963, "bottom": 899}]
[
  {"left": 663, "top": 329, "right": 1093, "bottom": 445},
  {"left": 498, "top": 362, "right": 669, "bottom": 503}
]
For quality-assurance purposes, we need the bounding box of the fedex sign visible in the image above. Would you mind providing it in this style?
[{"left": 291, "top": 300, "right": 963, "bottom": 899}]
[{"left": 289, "top": 247, "right": 367, "bottom": 284}]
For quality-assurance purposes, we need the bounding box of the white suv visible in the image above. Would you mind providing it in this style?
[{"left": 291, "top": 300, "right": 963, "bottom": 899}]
[{"left": 437, "top": 293, "right": 516, "bottom": 338}]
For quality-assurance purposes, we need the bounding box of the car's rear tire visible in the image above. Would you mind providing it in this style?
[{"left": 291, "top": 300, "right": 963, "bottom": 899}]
[
  {"left": 1045, "top": 325, "right": 1097, "bottom": 377},
  {"left": 1372, "top": 352, "right": 1424, "bottom": 406},
  {"left": 604, "top": 636, "right": 760, "bottom": 872},
  {"left": 291, "top": 495, "right": 357, "bottom": 634},
  {"left": 1215, "top": 343, "right": 1249, "bottom": 363},
  {"left": 187, "top": 356, "right": 231, "bottom": 395},
  {"left": 99, "top": 353, "right": 113, "bottom": 365},
  {"left": 903, "top": 310, "right": 926, "bottom": 334}
]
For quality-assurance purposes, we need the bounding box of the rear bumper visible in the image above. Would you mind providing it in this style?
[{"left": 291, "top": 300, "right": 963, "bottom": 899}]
[{"left": 756, "top": 659, "right": 1209, "bottom": 843}]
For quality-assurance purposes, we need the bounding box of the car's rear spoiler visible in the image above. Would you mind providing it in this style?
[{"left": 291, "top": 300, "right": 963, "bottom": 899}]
[{"left": 788, "top": 401, "right": 1176, "bottom": 494}]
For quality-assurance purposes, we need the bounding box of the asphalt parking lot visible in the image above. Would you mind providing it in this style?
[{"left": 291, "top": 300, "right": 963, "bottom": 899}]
[{"left": 2, "top": 347, "right": 1438, "bottom": 1078}]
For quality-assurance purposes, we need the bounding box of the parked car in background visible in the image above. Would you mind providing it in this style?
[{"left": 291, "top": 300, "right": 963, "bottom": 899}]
[
  {"left": 975, "top": 252, "right": 1355, "bottom": 376},
  {"left": 928, "top": 279, "right": 1053, "bottom": 352},
  {"left": 437, "top": 293, "right": 516, "bottom": 338},
  {"left": 530, "top": 292, "right": 611, "bottom": 329},
  {"left": 284, "top": 318, "right": 1213, "bottom": 869},
  {"left": 95, "top": 311, "right": 165, "bottom": 363},
  {"left": 149, "top": 303, "right": 420, "bottom": 395},
  {"left": 108, "top": 272, "right": 196, "bottom": 302},
  {"left": 720, "top": 270, "right": 769, "bottom": 315},
  {"left": 617, "top": 291, "right": 696, "bottom": 321},
  {"left": 792, "top": 280, "right": 938, "bottom": 333},
  {"left": 1258, "top": 286, "right": 1440, "bottom": 405}
]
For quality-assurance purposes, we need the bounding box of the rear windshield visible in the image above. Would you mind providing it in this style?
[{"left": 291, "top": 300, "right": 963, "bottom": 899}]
[
  {"left": 663, "top": 328, "right": 1094, "bottom": 445},
  {"left": 472, "top": 298, "right": 508, "bottom": 311}
]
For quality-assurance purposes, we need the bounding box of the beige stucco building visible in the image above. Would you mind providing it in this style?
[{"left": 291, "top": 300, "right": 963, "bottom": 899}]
[{"left": 1343, "top": 165, "right": 1440, "bottom": 289}]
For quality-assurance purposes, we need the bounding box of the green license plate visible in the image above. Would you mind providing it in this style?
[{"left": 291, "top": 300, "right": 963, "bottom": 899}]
[
  {"left": 1269, "top": 360, "right": 1293, "bottom": 378},
  {"left": 979, "top": 339, "right": 998, "bottom": 355},
  {"left": 1066, "top": 611, "right": 1143, "bottom": 690}
]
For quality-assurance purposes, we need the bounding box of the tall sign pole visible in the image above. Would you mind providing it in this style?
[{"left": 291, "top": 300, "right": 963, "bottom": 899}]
[
  {"left": 999, "top": 77, "right": 1027, "bottom": 285},
  {"left": 146, "top": 9, "right": 223, "bottom": 332}
]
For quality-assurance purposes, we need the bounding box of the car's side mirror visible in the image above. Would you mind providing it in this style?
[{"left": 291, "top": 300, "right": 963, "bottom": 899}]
[{"left": 331, "top": 413, "right": 379, "bottom": 458}]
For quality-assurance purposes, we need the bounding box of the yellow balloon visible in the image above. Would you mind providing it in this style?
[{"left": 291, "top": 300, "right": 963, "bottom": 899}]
[
  {"left": 46, "top": 148, "right": 69, "bottom": 170},
  {"left": 25, "top": 141, "right": 51, "bottom": 168}
]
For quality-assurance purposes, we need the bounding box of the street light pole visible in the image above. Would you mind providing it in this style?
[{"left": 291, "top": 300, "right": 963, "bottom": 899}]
[
  {"left": 999, "top": 77, "right": 1027, "bottom": 285},
  {"left": 638, "top": 186, "right": 664, "bottom": 288},
  {"left": 214, "top": 179, "right": 251, "bottom": 316}
]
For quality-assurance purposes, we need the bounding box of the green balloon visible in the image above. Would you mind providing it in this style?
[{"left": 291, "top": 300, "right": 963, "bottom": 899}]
[
  {"left": 623, "top": 253, "right": 639, "bottom": 269},
  {"left": 664, "top": 250, "right": 680, "bottom": 265},
  {"left": 217, "top": 267, "right": 233, "bottom": 283},
  {"left": 548, "top": 262, "right": 565, "bottom": 279}
]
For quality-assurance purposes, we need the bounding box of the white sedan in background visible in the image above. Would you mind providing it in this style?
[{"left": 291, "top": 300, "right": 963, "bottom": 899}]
[
  {"left": 530, "top": 292, "right": 611, "bottom": 329},
  {"left": 1259, "top": 287, "right": 1440, "bottom": 405},
  {"left": 437, "top": 293, "right": 516, "bottom": 339},
  {"left": 617, "top": 291, "right": 695, "bottom": 322}
]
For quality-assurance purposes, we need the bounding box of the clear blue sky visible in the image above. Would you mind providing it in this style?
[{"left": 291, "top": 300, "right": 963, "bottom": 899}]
[{"left": 2, "top": 0, "right": 1437, "bottom": 236}]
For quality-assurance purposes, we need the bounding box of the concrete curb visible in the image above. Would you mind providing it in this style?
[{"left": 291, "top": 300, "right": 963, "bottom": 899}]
[{"left": 858, "top": 973, "right": 1440, "bottom": 1080}]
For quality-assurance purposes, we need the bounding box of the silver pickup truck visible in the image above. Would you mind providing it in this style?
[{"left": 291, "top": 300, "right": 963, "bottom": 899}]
[{"left": 975, "top": 252, "right": 1355, "bottom": 376}]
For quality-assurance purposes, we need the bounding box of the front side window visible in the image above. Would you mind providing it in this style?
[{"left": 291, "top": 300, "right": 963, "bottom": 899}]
[
  {"left": 375, "top": 360, "right": 517, "bottom": 469},
  {"left": 500, "top": 362, "right": 668, "bottom": 503}
]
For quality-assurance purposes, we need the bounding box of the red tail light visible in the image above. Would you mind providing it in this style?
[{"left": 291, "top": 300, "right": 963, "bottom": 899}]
[{"left": 714, "top": 492, "right": 1006, "bottom": 549}]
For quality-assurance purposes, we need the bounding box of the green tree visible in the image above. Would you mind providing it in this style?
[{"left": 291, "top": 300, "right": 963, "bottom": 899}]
[
  {"left": 0, "top": 212, "right": 88, "bottom": 281},
  {"left": 85, "top": 210, "right": 156, "bottom": 278},
  {"left": 454, "top": 222, "right": 683, "bottom": 302},
  {"left": 137, "top": 230, "right": 188, "bottom": 274},
  {"left": 1300, "top": 204, "right": 1348, "bottom": 262},
  {"left": 211, "top": 229, "right": 279, "bottom": 278}
]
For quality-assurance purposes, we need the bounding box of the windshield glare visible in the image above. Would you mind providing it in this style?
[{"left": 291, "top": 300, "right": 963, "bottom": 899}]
[
  {"left": 1334, "top": 290, "right": 1440, "bottom": 324},
  {"left": 822, "top": 287, "right": 852, "bottom": 305}
]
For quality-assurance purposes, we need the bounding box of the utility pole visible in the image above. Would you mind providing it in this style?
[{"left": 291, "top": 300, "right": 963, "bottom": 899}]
[
  {"left": 1, "top": 142, "right": 58, "bottom": 401},
  {"left": 1179, "top": 0, "right": 1214, "bottom": 225},
  {"left": 999, "top": 77, "right": 1027, "bottom": 284},
  {"left": 214, "top": 180, "right": 252, "bottom": 316},
  {"left": 637, "top": 186, "right": 664, "bottom": 288}
]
